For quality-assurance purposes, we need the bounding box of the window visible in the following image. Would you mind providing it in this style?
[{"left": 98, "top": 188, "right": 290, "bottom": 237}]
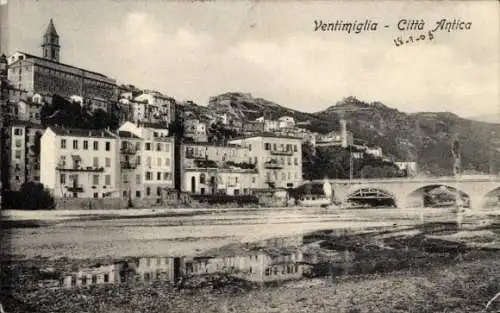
[
  {"left": 165, "top": 144, "right": 170, "bottom": 152},
  {"left": 235, "top": 177, "right": 239, "bottom": 184},
  {"left": 146, "top": 187, "right": 151, "bottom": 196},
  {"left": 265, "top": 143, "right": 270, "bottom": 150},
  {"left": 157, "top": 158, "right": 162, "bottom": 167},
  {"left": 104, "top": 274, "right": 109, "bottom": 283},
  {"left": 265, "top": 268, "right": 270, "bottom": 276},
  {"left": 14, "top": 139, "right": 22, "bottom": 148},
  {"left": 60, "top": 156, "right": 66, "bottom": 167},
  {"left": 61, "top": 139, "right": 66, "bottom": 149},
  {"left": 157, "top": 187, "right": 161, "bottom": 196},
  {"left": 105, "top": 175, "right": 111, "bottom": 185},
  {"left": 136, "top": 190, "right": 141, "bottom": 198},
  {"left": 145, "top": 143, "right": 151, "bottom": 151},
  {"left": 81, "top": 276, "right": 87, "bottom": 285},
  {"left": 288, "top": 172, "right": 291, "bottom": 180},
  {"left": 147, "top": 157, "right": 152, "bottom": 167},
  {"left": 156, "top": 143, "right": 161, "bottom": 151},
  {"left": 60, "top": 174, "right": 66, "bottom": 184},
  {"left": 288, "top": 157, "right": 291, "bottom": 165},
  {"left": 93, "top": 175, "right": 99, "bottom": 185},
  {"left": 163, "top": 172, "right": 170, "bottom": 180},
  {"left": 281, "top": 173, "right": 286, "bottom": 181},
  {"left": 294, "top": 145, "right": 298, "bottom": 152},
  {"left": 146, "top": 172, "right": 152, "bottom": 181},
  {"left": 93, "top": 141, "right": 99, "bottom": 150},
  {"left": 165, "top": 158, "right": 170, "bottom": 166},
  {"left": 93, "top": 157, "right": 99, "bottom": 167},
  {"left": 14, "top": 128, "right": 23, "bottom": 136},
  {"left": 105, "top": 141, "right": 110, "bottom": 151},
  {"left": 92, "top": 275, "right": 97, "bottom": 284},
  {"left": 72, "top": 140, "right": 78, "bottom": 149},
  {"left": 273, "top": 143, "right": 277, "bottom": 150},
  {"left": 157, "top": 172, "right": 161, "bottom": 180},
  {"left": 136, "top": 174, "right": 141, "bottom": 184},
  {"left": 14, "top": 150, "right": 21, "bottom": 159},
  {"left": 200, "top": 173, "right": 206, "bottom": 184},
  {"left": 252, "top": 176, "right": 256, "bottom": 183},
  {"left": 294, "top": 158, "right": 298, "bottom": 165},
  {"left": 83, "top": 140, "right": 88, "bottom": 150},
  {"left": 248, "top": 144, "right": 252, "bottom": 151}
]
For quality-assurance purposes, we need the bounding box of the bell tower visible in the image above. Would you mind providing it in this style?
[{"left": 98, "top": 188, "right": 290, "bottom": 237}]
[{"left": 41, "top": 18, "right": 60, "bottom": 62}]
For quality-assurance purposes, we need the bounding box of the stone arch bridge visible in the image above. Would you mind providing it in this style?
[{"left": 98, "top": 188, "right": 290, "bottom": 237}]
[{"left": 312, "top": 176, "right": 500, "bottom": 209}]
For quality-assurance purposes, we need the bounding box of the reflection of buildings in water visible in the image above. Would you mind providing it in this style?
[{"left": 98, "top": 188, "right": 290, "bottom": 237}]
[
  {"left": 60, "top": 236, "right": 305, "bottom": 289},
  {"left": 62, "top": 263, "right": 119, "bottom": 288},
  {"left": 62, "top": 256, "right": 182, "bottom": 289},
  {"left": 185, "top": 236, "right": 305, "bottom": 283}
]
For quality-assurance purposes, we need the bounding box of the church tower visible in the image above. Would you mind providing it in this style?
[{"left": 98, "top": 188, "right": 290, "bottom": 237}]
[{"left": 41, "top": 19, "right": 60, "bottom": 62}]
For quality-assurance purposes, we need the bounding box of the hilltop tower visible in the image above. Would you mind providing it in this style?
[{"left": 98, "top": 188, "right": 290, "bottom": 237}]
[{"left": 41, "top": 19, "right": 60, "bottom": 62}]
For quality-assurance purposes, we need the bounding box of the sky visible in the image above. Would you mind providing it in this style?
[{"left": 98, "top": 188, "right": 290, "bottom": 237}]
[{"left": 3, "top": 0, "right": 500, "bottom": 118}]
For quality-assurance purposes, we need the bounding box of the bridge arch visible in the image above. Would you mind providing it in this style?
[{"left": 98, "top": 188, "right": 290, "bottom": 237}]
[
  {"left": 405, "top": 184, "right": 470, "bottom": 208},
  {"left": 482, "top": 187, "right": 500, "bottom": 208},
  {"left": 344, "top": 186, "right": 397, "bottom": 207}
]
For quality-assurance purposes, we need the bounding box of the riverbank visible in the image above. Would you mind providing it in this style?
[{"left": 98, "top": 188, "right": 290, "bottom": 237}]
[{"left": 2, "top": 219, "right": 500, "bottom": 313}]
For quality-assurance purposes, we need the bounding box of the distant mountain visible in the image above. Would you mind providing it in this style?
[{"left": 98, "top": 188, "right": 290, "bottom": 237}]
[
  {"left": 182, "top": 93, "right": 500, "bottom": 176},
  {"left": 468, "top": 114, "right": 500, "bottom": 124}
]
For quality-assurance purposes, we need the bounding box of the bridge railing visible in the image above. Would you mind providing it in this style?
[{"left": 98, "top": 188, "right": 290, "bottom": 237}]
[{"left": 308, "top": 174, "right": 500, "bottom": 184}]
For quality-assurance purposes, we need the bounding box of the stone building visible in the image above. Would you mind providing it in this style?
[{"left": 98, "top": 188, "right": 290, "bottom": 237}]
[{"left": 7, "top": 19, "right": 117, "bottom": 111}]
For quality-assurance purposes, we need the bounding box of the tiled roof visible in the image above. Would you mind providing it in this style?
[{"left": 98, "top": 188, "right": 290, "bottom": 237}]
[
  {"left": 14, "top": 51, "right": 112, "bottom": 80},
  {"left": 50, "top": 126, "right": 116, "bottom": 139}
]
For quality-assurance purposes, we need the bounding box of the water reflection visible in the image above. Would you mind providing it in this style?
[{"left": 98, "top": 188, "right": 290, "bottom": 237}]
[{"left": 60, "top": 235, "right": 305, "bottom": 289}]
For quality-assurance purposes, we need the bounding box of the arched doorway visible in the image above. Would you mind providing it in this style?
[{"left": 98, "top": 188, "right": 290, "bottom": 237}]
[
  {"left": 191, "top": 176, "right": 196, "bottom": 193},
  {"left": 346, "top": 187, "right": 396, "bottom": 208}
]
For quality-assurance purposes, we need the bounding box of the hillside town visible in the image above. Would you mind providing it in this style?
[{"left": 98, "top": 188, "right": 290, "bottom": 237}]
[{"left": 0, "top": 19, "right": 417, "bottom": 210}]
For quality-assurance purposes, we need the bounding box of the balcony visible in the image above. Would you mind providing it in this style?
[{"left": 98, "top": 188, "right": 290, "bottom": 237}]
[
  {"left": 120, "top": 146, "right": 137, "bottom": 155},
  {"left": 56, "top": 165, "right": 104, "bottom": 172},
  {"left": 270, "top": 149, "right": 293, "bottom": 156},
  {"left": 66, "top": 185, "right": 84, "bottom": 193},
  {"left": 264, "top": 160, "right": 283, "bottom": 169},
  {"left": 120, "top": 161, "right": 137, "bottom": 170}
]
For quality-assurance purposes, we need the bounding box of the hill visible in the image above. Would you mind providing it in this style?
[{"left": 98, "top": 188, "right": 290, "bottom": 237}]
[{"left": 199, "top": 94, "right": 500, "bottom": 176}]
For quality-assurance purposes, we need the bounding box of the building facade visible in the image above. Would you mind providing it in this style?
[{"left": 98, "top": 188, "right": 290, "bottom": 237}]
[
  {"left": 40, "top": 127, "right": 120, "bottom": 199},
  {"left": 180, "top": 142, "right": 258, "bottom": 195},
  {"left": 7, "top": 20, "right": 117, "bottom": 111},
  {"left": 183, "top": 119, "right": 208, "bottom": 143},
  {"left": 118, "top": 122, "right": 175, "bottom": 203},
  {"left": 4, "top": 122, "right": 45, "bottom": 191},
  {"left": 229, "top": 135, "right": 303, "bottom": 189}
]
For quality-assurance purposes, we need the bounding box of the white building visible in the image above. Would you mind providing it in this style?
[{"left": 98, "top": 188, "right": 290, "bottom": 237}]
[
  {"left": 365, "top": 146, "right": 383, "bottom": 158},
  {"left": 180, "top": 143, "right": 258, "bottom": 195},
  {"left": 184, "top": 119, "right": 208, "bottom": 143},
  {"left": 40, "top": 127, "right": 120, "bottom": 199},
  {"left": 118, "top": 122, "right": 175, "bottom": 202},
  {"left": 133, "top": 92, "right": 174, "bottom": 124},
  {"left": 395, "top": 161, "right": 418, "bottom": 176},
  {"left": 278, "top": 116, "right": 295, "bottom": 129},
  {"left": 229, "top": 135, "right": 303, "bottom": 189}
]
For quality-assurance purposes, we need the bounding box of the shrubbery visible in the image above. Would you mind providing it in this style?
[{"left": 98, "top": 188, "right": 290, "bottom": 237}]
[{"left": 2, "top": 182, "right": 55, "bottom": 210}]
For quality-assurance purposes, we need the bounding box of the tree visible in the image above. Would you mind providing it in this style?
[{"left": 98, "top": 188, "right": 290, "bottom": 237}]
[{"left": 3, "top": 182, "right": 55, "bottom": 210}]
